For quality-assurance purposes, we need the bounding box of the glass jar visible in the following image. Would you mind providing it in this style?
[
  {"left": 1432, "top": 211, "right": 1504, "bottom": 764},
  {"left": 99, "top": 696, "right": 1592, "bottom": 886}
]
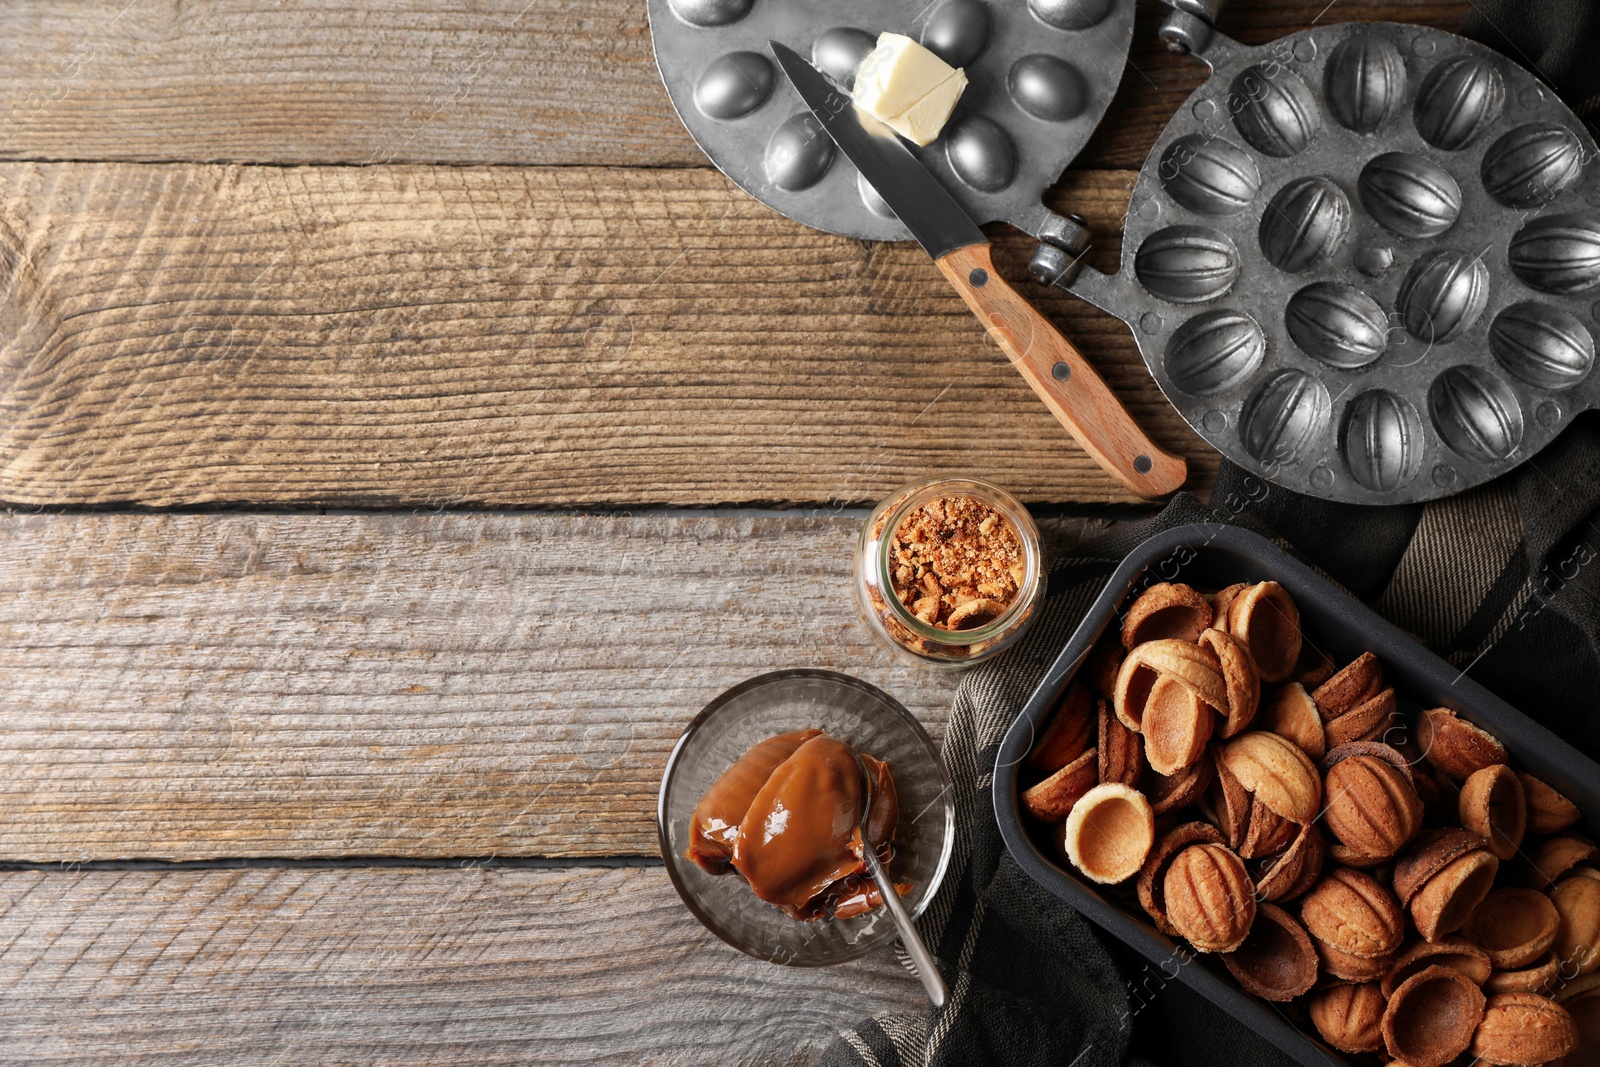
[{"left": 853, "top": 477, "right": 1044, "bottom": 668}]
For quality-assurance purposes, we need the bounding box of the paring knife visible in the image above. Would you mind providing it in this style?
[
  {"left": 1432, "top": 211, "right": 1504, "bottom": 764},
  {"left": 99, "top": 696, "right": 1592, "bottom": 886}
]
[{"left": 770, "top": 42, "right": 1186, "bottom": 499}]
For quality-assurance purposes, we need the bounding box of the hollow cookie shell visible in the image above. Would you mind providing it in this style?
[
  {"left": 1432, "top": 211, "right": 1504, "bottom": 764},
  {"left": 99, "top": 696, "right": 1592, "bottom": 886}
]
[
  {"left": 1470, "top": 992, "right": 1579, "bottom": 1066},
  {"left": 1220, "top": 730, "right": 1323, "bottom": 824},
  {"left": 1200, "top": 745, "right": 1252, "bottom": 850},
  {"left": 1138, "top": 821, "right": 1225, "bottom": 935},
  {"left": 1381, "top": 936, "right": 1493, "bottom": 997},
  {"left": 1301, "top": 868, "right": 1406, "bottom": 980},
  {"left": 1021, "top": 747, "right": 1098, "bottom": 822},
  {"left": 1459, "top": 763, "right": 1526, "bottom": 860},
  {"left": 1418, "top": 707, "right": 1508, "bottom": 781},
  {"left": 1098, "top": 695, "right": 1145, "bottom": 788},
  {"left": 1520, "top": 772, "right": 1582, "bottom": 835},
  {"left": 1517, "top": 834, "right": 1599, "bottom": 889},
  {"left": 1465, "top": 888, "right": 1561, "bottom": 971},
  {"left": 1144, "top": 752, "right": 1214, "bottom": 815},
  {"left": 1225, "top": 581, "right": 1301, "bottom": 682},
  {"left": 1324, "top": 687, "right": 1396, "bottom": 747},
  {"left": 1163, "top": 842, "right": 1257, "bottom": 952},
  {"left": 1322, "top": 747, "right": 1423, "bottom": 862},
  {"left": 1484, "top": 951, "right": 1560, "bottom": 994},
  {"left": 1310, "top": 981, "right": 1386, "bottom": 1054},
  {"left": 1121, "top": 582, "right": 1212, "bottom": 648},
  {"left": 1062, "top": 783, "right": 1154, "bottom": 885},
  {"left": 1381, "top": 964, "right": 1486, "bottom": 1067},
  {"left": 1142, "top": 674, "right": 1214, "bottom": 776},
  {"left": 1312, "top": 651, "right": 1383, "bottom": 718},
  {"left": 1553, "top": 871, "right": 1600, "bottom": 975},
  {"left": 1254, "top": 820, "right": 1326, "bottom": 903},
  {"left": 1412, "top": 847, "right": 1500, "bottom": 943},
  {"left": 1198, "top": 627, "right": 1260, "bottom": 738},
  {"left": 1026, "top": 682, "right": 1095, "bottom": 772},
  {"left": 1260, "top": 682, "right": 1325, "bottom": 759},
  {"left": 1222, "top": 902, "right": 1317, "bottom": 1002},
  {"left": 1113, "top": 638, "right": 1228, "bottom": 730}
]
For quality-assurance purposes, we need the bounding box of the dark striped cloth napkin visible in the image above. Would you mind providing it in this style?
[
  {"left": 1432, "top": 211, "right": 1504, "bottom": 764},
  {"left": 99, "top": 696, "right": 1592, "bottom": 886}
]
[{"left": 824, "top": 2, "right": 1600, "bottom": 1062}]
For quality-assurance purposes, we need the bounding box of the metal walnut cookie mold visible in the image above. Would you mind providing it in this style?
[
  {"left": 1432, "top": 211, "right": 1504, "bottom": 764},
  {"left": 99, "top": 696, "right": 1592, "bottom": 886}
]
[
  {"left": 1035, "top": 14, "right": 1600, "bottom": 505},
  {"left": 647, "top": 0, "right": 1135, "bottom": 242}
]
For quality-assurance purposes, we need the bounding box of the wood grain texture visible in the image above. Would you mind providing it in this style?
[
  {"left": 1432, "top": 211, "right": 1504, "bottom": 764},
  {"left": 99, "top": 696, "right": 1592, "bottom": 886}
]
[
  {"left": 0, "top": 162, "right": 1217, "bottom": 508},
  {"left": 0, "top": 510, "right": 1103, "bottom": 862},
  {"left": 0, "top": 866, "right": 923, "bottom": 1064},
  {"left": 0, "top": 0, "right": 1469, "bottom": 168}
]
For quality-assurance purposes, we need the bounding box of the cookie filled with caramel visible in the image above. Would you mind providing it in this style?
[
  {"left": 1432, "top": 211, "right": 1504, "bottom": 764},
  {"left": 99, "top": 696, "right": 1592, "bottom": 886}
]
[{"left": 688, "top": 730, "right": 907, "bottom": 921}]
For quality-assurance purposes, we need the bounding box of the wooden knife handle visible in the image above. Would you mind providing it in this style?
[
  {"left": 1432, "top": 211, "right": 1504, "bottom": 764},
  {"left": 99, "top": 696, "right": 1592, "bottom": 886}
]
[{"left": 935, "top": 243, "right": 1187, "bottom": 498}]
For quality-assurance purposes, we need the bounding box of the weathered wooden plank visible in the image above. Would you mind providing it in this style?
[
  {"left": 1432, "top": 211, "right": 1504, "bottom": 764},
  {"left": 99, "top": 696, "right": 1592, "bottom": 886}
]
[
  {"left": 0, "top": 866, "right": 922, "bottom": 1065},
  {"left": 0, "top": 0, "right": 1469, "bottom": 168},
  {"left": 0, "top": 162, "right": 1217, "bottom": 508},
  {"left": 0, "top": 511, "right": 1104, "bottom": 862}
]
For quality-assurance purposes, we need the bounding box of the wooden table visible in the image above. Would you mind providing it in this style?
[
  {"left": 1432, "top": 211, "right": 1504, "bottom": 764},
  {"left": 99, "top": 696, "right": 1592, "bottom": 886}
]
[{"left": 0, "top": 1, "right": 1467, "bottom": 1062}]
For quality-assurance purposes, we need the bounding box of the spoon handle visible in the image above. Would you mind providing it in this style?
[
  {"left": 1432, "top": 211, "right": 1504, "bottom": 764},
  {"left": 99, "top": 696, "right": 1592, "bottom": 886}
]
[{"left": 862, "top": 844, "right": 949, "bottom": 1009}]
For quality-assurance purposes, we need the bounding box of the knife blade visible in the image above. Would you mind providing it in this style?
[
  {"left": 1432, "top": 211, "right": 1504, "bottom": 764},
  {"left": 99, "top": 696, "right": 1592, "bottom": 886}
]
[{"left": 770, "top": 41, "right": 1186, "bottom": 499}]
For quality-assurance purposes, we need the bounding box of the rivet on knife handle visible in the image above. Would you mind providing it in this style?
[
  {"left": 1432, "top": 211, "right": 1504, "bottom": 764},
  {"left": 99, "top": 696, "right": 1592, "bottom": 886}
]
[{"left": 935, "top": 244, "right": 1188, "bottom": 498}]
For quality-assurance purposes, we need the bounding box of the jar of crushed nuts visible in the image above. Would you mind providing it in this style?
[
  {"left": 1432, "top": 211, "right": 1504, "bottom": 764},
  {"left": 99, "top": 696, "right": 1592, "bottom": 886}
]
[{"left": 854, "top": 477, "right": 1043, "bottom": 668}]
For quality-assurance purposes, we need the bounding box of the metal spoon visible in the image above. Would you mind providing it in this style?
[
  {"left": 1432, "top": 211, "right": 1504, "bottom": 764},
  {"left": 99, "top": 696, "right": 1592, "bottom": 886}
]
[{"left": 852, "top": 750, "right": 949, "bottom": 1009}]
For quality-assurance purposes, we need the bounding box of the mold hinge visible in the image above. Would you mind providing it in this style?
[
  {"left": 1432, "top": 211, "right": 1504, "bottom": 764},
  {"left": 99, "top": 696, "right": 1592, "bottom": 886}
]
[{"left": 1028, "top": 213, "right": 1093, "bottom": 290}]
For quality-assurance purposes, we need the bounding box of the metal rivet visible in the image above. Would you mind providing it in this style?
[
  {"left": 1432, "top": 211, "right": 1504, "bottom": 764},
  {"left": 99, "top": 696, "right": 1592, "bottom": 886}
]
[
  {"left": 969, "top": 268, "right": 989, "bottom": 287},
  {"left": 1201, "top": 409, "right": 1227, "bottom": 433},
  {"left": 1536, "top": 399, "right": 1562, "bottom": 427},
  {"left": 1139, "top": 311, "right": 1164, "bottom": 335},
  {"left": 1309, "top": 465, "right": 1335, "bottom": 490},
  {"left": 1052, "top": 361, "right": 1070, "bottom": 380},
  {"left": 1134, "top": 455, "right": 1153, "bottom": 474},
  {"left": 1431, "top": 463, "right": 1457, "bottom": 488}
]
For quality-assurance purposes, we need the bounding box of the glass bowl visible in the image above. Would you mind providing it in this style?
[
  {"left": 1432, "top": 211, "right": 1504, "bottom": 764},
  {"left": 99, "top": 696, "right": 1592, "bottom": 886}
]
[{"left": 658, "top": 669, "right": 955, "bottom": 965}]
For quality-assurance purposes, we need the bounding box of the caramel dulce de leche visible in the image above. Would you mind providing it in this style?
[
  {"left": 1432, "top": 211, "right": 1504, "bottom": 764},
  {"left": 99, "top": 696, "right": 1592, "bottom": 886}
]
[{"left": 688, "top": 731, "right": 905, "bottom": 921}]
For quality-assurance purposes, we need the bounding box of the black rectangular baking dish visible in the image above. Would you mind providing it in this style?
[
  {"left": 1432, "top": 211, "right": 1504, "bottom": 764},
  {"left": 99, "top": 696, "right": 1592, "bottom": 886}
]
[{"left": 992, "top": 523, "right": 1600, "bottom": 1067}]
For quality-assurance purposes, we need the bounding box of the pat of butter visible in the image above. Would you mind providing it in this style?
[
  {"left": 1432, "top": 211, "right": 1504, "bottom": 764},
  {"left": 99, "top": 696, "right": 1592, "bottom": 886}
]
[{"left": 851, "top": 32, "right": 968, "bottom": 147}]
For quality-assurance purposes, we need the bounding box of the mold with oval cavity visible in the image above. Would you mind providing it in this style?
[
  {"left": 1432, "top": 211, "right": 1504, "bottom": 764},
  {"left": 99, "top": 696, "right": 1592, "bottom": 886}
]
[
  {"left": 1134, "top": 226, "right": 1242, "bottom": 305},
  {"left": 667, "top": 0, "right": 751, "bottom": 27},
  {"left": 1159, "top": 135, "right": 1261, "bottom": 218},
  {"left": 1429, "top": 365, "right": 1525, "bottom": 463},
  {"left": 1414, "top": 55, "right": 1505, "bottom": 151},
  {"left": 1482, "top": 122, "right": 1585, "bottom": 208},
  {"left": 1342, "top": 390, "right": 1423, "bottom": 492},
  {"left": 1508, "top": 213, "right": 1600, "bottom": 294},
  {"left": 1164, "top": 310, "right": 1266, "bottom": 396},
  {"left": 857, "top": 171, "right": 896, "bottom": 219},
  {"left": 1009, "top": 55, "right": 1087, "bottom": 122},
  {"left": 1358, "top": 152, "right": 1462, "bottom": 239},
  {"left": 944, "top": 116, "right": 1017, "bottom": 193},
  {"left": 1489, "top": 301, "right": 1596, "bottom": 389},
  {"left": 1396, "top": 250, "right": 1490, "bottom": 344},
  {"left": 693, "top": 52, "right": 775, "bottom": 120},
  {"left": 1230, "top": 66, "right": 1320, "bottom": 157},
  {"left": 1324, "top": 35, "right": 1407, "bottom": 133},
  {"left": 1240, "top": 370, "right": 1331, "bottom": 466},
  {"left": 922, "top": 0, "right": 990, "bottom": 69},
  {"left": 764, "top": 113, "right": 835, "bottom": 191},
  {"left": 1027, "top": 0, "right": 1113, "bottom": 30},
  {"left": 1259, "top": 177, "right": 1351, "bottom": 273},
  {"left": 1285, "top": 282, "right": 1389, "bottom": 369},
  {"left": 811, "top": 28, "right": 877, "bottom": 90}
]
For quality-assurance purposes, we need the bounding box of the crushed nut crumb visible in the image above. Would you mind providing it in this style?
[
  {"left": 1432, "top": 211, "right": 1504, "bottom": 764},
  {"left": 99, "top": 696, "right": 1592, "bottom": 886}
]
[{"left": 884, "top": 495, "right": 1024, "bottom": 631}]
